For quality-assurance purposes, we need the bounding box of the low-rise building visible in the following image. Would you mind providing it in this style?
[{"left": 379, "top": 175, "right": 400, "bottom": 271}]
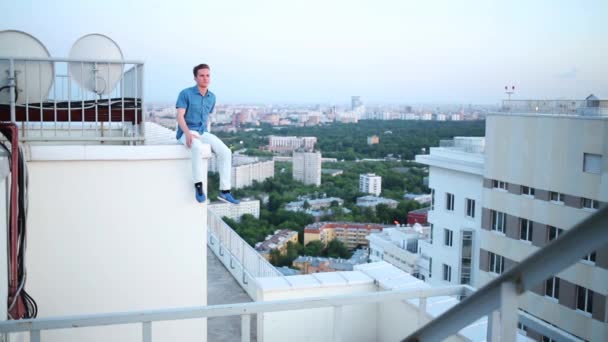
[
  {"left": 356, "top": 195, "right": 398, "bottom": 209},
  {"left": 285, "top": 197, "right": 344, "bottom": 212},
  {"left": 293, "top": 249, "right": 369, "bottom": 274},
  {"left": 367, "top": 224, "right": 430, "bottom": 278},
  {"left": 208, "top": 199, "right": 260, "bottom": 222},
  {"left": 255, "top": 229, "right": 299, "bottom": 260},
  {"left": 403, "top": 193, "right": 432, "bottom": 205},
  {"left": 304, "top": 222, "right": 386, "bottom": 249},
  {"left": 407, "top": 207, "right": 430, "bottom": 225}
]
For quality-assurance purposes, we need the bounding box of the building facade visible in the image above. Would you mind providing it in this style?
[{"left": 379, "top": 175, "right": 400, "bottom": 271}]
[
  {"left": 208, "top": 199, "right": 260, "bottom": 222},
  {"left": 304, "top": 222, "right": 385, "bottom": 249},
  {"left": 415, "top": 137, "right": 485, "bottom": 288},
  {"left": 293, "top": 151, "right": 322, "bottom": 186},
  {"left": 359, "top": 173, "right": 382, "bottom": 196},
  {"left": 268, "top": 136, "right": 317, "bottom": 153},
  {"left": 477, "top": 108, "right": 608, "bottom": 341}
]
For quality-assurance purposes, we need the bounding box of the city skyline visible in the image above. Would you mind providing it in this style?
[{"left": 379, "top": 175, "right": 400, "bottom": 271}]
[{"left": 2, "top": 0, "right": 607, "bottom": 104}]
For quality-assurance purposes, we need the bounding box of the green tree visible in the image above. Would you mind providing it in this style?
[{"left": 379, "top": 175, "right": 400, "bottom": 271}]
[
  {"left": 324, "top": 239, "right": 351, "bottom": 259},
  {"left": 304, "top": 240, "right": 324, "bottom": 256}
]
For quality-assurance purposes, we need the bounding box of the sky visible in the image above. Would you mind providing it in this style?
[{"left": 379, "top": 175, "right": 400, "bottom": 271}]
[{"left": 2, "top": 0, "right": 607, "bottom": 105}]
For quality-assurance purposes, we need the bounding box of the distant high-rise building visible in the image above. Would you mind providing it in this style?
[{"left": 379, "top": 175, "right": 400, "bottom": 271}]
[
  {"left": 293, "top": 151, "right": 322, "bottom": 186},
  {"left": 351, "top": 96, "right": 363, "bottom": 110},
  {"left": 359, "top": 173, "right": 382, "bottom": 196}
]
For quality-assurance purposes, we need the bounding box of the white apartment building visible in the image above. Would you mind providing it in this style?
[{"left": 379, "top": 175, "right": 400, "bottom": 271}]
[
  {"left": 208, "top": 199, "right": 260, "bottom": 222},
  {"left": 415, "top": 137, "right": 485, "bottom": 287},
  {"left": 367, "top": 225, "right": 430, "bottom": 277},
  {"left": 209, "top": 154, "right": 275, "bottom": 190},
  {"left": 268, "top": 135, "right": 316, "bottom": 153},
  {"left": 477, "top": 102, "right": 608, "bottom": 341},
  {"left": 293, "top": 151, "right": 322, "bottom": 186},
  {"left": 359, "top": 173, "right": 382, "bottom": 196}
]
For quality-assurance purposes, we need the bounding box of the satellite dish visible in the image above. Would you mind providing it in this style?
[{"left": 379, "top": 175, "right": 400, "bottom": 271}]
[
  {"left": 68, "top": 33, "right": 124, "bottom": 96},
  {"left": 0, "top": 30, "right": 54, "bottom": 105}
]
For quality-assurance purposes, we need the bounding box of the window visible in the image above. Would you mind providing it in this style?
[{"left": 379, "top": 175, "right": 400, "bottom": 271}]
[
  {"left": 520, "top": 219, "right": 533, "bottom": 242},
  {"left": 582, "top": 252, "right": 597, "bottom": 264},
  {"left": 583, "top": 153, "right": 601, "bottom": 174},
  {"left": 545, "top": 277, "right": 560, "bottom": 300},
  {"left": 493, "top": 180, "right": 507, "bottom": 190},
  {"left": 547, "top": 226, "right": 564, "bottom": 242},
  {"left": 576, "top": 286, "right": 594, "bottom": 314},
  {"left": 582, "top": 198, "right": 599, "bottom": 210},
  {"left": 550, "top": 191, "right": 563, "bottom": 203},
  {"left": 431, "top": 189, "right": 435, "bottom": 210},
  {"left": 444, "top": 229, "right": 453, "bottom": 247},
  {"left": 489, "top": 252, "right": 505, "bottom": 274},
  {"left": 522, "top": 186, "right": 535, "bottom": 196},
  {"left": 517, "top": 322, "right": 527, "bottom": 334},
  {"left": 429, "top": 257, "right": 432, "bottom": 278},
  {"left": 466, "top": 198, "right": 475, "bottom": 218},
  {"left": 430, "top": 224, "right": 434, "bottom": 244},
  {"left": 443, "top": 264, "right": 452, "bottom": 282},
  {"left": 491, "top": 210, "right": 506, "bottom": 233},
  {"left": 446, "top": 193, "right": 454, "bottom": 211}
]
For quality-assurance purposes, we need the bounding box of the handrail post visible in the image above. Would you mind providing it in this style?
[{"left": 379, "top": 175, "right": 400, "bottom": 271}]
[
  {"left": 499, "top": 282, "right": 517, "bottom": 342},
  {"left": 142, "top": 321, "right": 151, "bottom": 342},
  {"left": 241, "top": 314, "right": 251, "bottom": 342}
]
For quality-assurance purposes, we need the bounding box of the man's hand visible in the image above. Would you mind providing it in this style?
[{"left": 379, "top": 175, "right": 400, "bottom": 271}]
[{"left": 186, "top": 131, "right": 194, "bottom": 148}]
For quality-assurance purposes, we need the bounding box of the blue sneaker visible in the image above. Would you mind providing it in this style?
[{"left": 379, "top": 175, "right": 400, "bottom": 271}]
[
  {"left": 218, "top": 192, "right": 240, "bottom": 204},
  {"left": 194, "top": 183, "right": 206, "bottom": 203}
]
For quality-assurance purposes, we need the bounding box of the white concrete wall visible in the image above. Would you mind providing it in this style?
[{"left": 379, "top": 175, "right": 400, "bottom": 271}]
[
  {"left": 485, "top": 114, "right": 607, "bottom": 201},
  {"left": 425, "top": 166, "right": 483, "bottom": 287},
  {"left": 17, "top": 145, "right": 209, "bottom": 342},
  {"left": 256, "top": 274, "right": 378, "bottom": 342}
]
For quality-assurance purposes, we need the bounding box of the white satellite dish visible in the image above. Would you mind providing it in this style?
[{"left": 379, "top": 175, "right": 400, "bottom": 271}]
[
  {"left": 68, "top": 33, "right": 124, "bottom": 96},
  {"left": 0, "top": 30, "right": 55, "bottom": 105}
]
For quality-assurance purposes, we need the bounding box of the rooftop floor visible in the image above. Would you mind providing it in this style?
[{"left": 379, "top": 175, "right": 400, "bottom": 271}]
[{"left": 207, "top": 248, "right": 257, "bottom": 342}]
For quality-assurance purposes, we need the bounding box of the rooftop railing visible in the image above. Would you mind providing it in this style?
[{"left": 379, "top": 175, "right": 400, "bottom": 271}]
[
  {"left": 0, "top": 57, "right": 145, "bottom": 144},
  {"left": 207, "top": 210, "right": 283, "bottom": 280},
  {"left": 0, "top": 285, "right": 470, "bottom": 342},
  {"left": 500, "top": 99, "right": 608, "bottom": 116}
]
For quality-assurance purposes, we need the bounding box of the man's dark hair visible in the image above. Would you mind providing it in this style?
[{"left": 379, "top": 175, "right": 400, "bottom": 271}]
[{"left": 193, "top": 64, "right": 210, "bottom": 77}]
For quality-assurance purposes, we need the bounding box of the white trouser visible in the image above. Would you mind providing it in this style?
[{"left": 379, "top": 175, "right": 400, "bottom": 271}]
[{"left": 179, "top": 131, "right": 232, "bottom": 190}]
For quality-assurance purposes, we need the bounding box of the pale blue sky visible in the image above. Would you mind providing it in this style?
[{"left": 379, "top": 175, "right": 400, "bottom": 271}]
[{"left": 2, "top": 0, "right": 607, "bottom": 104}]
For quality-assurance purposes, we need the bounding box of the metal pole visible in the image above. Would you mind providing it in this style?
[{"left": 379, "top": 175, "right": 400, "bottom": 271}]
[{"left": 8, "top": 60, "right": 16, "bottom": 123}]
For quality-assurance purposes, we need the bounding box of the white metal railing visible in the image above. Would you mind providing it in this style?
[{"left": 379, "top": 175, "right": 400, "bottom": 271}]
[
  {"left": 0, "top": 285, "right": 469, "bottom": 342},
  {"left": 207, "top": 210, "right": 283, "bottom": 279},
  {"left": 500, "top": 99, "right": 608, "bottom": 116},
  {"left": 404, "top": 205, "right": 608, "bottom": 342},
  {"left": 0, "top": 57, "right": 145, "bottom": 143}
]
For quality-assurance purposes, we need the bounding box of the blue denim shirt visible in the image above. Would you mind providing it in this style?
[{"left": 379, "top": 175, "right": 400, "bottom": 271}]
[{"left": 175, "top": 86, "right": 216, "bottom": 140}]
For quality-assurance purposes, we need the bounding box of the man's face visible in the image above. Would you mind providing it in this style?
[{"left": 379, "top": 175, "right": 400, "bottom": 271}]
[{"left": 195, "top": 68, "right": 210, "bottom": 88}]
